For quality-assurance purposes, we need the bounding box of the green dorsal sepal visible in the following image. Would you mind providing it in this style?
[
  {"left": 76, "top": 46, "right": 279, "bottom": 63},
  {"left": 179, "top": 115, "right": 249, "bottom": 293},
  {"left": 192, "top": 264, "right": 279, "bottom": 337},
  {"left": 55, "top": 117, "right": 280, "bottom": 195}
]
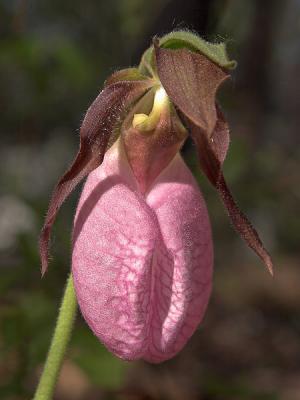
[
  {"left": 138, "top": 30, "right": 236, "bottom": 77},
  {"left": 159, "top": 31, "right": 237, "bottom": 70}
]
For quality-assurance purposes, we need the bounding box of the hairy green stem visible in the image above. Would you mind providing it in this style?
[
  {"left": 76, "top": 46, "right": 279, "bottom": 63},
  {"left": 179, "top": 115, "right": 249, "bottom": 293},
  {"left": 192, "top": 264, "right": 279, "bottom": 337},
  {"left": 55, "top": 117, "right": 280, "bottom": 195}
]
[{"left": 33, "top": 274, "right": 77, "bottom": 400}]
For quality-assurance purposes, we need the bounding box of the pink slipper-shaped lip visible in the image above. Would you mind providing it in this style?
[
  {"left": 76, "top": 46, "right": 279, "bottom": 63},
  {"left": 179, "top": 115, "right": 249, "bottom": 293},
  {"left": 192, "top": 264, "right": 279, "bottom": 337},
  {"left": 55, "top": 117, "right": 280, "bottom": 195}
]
[{"left": 72, "top": 139, "right": 213, "bottom": 363}]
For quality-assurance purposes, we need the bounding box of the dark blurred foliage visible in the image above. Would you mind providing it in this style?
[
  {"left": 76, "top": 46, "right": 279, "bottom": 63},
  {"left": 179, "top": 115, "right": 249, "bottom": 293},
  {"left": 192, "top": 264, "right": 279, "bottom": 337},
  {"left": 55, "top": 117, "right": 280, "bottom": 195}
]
[{"left": 1, "top": 0, "right": 300, "bottom": 399}]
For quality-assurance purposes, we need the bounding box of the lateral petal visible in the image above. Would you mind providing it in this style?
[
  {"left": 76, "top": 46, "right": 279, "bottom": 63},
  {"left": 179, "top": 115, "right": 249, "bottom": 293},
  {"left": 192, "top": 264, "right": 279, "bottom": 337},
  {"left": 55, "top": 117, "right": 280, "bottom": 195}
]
[
  {"left": 189, "top": 121, "right": 273, "bottom": 275},
  {"left": 39, "top": 79, "right": 152, "bottom": 275},
  {"left": 155, "top": 44, "right": 273, "bottom": 274}
]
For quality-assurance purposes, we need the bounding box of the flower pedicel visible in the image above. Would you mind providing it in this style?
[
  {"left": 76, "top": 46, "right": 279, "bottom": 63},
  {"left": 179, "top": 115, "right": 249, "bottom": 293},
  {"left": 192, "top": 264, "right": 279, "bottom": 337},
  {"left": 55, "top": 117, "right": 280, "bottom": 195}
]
[{"left": 40, "top": 31, "right": 273, "bottom": 363}]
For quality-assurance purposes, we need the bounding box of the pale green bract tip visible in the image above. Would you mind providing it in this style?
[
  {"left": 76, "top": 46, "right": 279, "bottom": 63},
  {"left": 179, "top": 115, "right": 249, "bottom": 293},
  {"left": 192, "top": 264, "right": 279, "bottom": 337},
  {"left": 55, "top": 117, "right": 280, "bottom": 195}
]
[
  {"left": 159, "top": 30, "right": 237, "bottom": 70},
  {"left": 138, "top": 30, "right": 237, "bottom": 75}
]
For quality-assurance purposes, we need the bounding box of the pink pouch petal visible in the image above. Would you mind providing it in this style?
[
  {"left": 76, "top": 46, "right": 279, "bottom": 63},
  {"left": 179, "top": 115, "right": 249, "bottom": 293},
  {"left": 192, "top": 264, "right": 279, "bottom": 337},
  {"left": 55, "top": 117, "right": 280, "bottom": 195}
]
[{"left": 72, "top": 139, "right": 213, "bottom": 363}]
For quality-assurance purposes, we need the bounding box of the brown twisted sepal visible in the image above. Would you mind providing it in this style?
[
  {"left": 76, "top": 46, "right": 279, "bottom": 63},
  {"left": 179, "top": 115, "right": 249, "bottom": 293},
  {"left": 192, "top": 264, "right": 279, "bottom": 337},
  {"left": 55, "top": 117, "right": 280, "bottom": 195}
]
[
  {"left": 154, "top": 41, "right": 274, "bottom": 275},
  {"left": 39, "top": 79, "right": 153, "bottom": 275}
]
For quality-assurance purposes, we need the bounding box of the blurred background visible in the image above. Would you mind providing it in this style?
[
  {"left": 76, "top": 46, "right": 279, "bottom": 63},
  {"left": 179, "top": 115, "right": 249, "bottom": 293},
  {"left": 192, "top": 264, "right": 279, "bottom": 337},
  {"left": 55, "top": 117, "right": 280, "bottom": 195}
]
[{"left": 1, "top": 0, "right": 299, "bottom": 399}]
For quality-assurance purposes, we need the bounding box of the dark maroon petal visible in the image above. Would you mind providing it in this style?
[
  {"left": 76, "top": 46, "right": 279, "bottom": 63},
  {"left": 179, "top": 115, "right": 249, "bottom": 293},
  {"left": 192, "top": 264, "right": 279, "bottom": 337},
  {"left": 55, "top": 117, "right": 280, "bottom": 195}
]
[
  {"left": 187, "top": 120, "right": 273, "bottom": 276},
  {"left": 217, "top": 174, "right": 273, "bottom": 275},
  {"left": 155, "top": 44, "right": 273, "bottom": 274},
  {"left": 39, "top": 79, "right": 152, "bottom": 275}
]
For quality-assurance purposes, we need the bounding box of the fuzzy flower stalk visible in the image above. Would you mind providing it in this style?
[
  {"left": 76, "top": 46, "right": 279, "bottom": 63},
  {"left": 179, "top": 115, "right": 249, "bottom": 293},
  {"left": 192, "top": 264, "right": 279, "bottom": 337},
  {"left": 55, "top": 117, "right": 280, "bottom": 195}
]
[{"left": 38, "top": 31, "right": 273, "bottom": 380}]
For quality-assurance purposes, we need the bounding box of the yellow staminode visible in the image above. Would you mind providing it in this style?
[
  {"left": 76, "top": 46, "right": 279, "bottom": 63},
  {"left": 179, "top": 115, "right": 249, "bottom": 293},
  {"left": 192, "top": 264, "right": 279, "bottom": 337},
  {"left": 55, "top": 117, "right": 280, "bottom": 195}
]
[{"left": 132, "top": 87, "right": 169, "bottom": 132}]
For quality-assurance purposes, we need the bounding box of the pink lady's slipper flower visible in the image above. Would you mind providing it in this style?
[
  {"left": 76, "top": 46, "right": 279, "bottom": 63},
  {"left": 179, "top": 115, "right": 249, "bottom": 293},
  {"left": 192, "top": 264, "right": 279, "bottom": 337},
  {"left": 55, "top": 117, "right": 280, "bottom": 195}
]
[{"left": 40, "top": 31, "right": 273, "bottom": 363}]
